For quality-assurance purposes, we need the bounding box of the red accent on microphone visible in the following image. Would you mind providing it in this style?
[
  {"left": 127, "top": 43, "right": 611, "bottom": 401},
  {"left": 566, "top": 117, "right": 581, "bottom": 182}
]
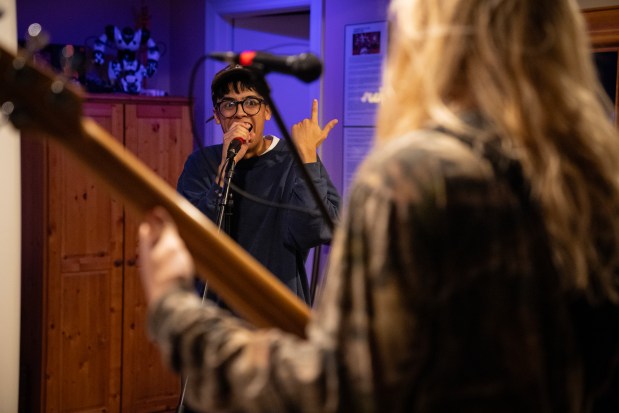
[
  {"left": 239, "top": 51, "right": 256, "bottom": 66},
  {"left": 233, "top": 137, "right": 246, "bottom": 144}
]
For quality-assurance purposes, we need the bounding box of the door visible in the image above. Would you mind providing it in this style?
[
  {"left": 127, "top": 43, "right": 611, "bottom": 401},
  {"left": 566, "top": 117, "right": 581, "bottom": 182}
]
[
  {"left": 44, "top": 102, "right": 125, "bottom": 412},
  {"left": 121, "top": 101, "right": 192, "bottom": 412}
]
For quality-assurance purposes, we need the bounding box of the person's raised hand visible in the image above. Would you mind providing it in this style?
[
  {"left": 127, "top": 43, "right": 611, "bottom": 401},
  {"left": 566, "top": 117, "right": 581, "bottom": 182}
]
[{"left": 291, "top": 99, "right": 338, "bottom": 163}]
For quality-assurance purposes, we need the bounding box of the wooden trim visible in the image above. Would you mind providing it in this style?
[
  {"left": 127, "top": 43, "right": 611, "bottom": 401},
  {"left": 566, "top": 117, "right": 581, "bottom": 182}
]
[
  {"left": 584, "top": 6, "right": 619, "bottom": 48},
  {"left": 85, "top": 93, "right": 190, "bottom": 106},
  {"left": 583, "top": 6, "right": 619, "bottom": 127}
]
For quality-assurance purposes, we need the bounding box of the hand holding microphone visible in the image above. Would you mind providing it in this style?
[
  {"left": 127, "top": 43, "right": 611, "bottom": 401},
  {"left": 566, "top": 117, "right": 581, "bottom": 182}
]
[
  {"left": 224, "top": 122, "right": 252, "bottom": 160},
  {"left": 217, "top": 122, "right": 253, "bottom": 184}
]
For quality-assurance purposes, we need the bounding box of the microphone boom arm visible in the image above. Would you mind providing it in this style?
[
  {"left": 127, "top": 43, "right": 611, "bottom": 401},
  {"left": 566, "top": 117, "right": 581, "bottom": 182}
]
[{"left": 247, "top": 68, "right": 335, "bottom": 233}]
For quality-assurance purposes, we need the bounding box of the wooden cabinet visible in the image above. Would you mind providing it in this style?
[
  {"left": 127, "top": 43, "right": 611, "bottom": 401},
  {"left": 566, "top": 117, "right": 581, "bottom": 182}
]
[{"left": 20, "top": 95, "right": 193, "bottom": 412}]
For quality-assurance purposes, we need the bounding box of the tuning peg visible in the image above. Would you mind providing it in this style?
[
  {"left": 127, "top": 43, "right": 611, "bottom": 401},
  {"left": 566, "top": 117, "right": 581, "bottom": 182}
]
[
  {"left": 1, "top": 101, "right": 14, "bottom": 116},
  {"left": 0, "top": 100, "right": 30, "bottom": 131},
  {"left": 20, "top": 23, "right": 50, "bottom": 61},
  {"left": 0, "top": 101, "right": 14, "bottom": 126},
  {"left": 10, "top": 23, "right": 50, "bottom": 71}
]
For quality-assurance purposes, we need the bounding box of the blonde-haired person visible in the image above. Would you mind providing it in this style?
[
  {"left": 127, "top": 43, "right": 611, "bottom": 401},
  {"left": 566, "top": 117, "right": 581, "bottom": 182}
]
[{"left": 138, "top": 0, "right": 619, "bottom": 412}]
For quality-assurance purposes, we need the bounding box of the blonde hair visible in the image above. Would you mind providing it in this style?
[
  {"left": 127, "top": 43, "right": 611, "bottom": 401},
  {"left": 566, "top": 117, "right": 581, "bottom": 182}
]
[{"left": 378, "top": 0, "right": 619, "bottom": 301}]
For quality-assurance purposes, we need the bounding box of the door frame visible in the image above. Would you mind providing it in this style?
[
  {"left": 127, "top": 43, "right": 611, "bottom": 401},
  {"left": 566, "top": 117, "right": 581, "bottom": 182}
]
[{"left": 204, "top": 0, "right": 324, "bottom": 145}]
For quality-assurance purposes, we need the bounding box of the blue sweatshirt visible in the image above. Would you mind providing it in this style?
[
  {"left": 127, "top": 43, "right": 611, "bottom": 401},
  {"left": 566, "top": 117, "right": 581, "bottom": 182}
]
[{"left": 177, "top": 138, "right": 340, "bottom": 305}]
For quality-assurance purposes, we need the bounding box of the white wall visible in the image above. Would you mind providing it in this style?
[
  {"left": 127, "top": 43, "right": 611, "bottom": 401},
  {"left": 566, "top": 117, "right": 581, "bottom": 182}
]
[{"left": 0, "top": 0, "right": 21, "bottom": 411}]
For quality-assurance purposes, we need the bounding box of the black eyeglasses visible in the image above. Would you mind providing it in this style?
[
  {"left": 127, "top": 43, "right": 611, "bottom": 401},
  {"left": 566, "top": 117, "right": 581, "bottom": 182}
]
[{"left": 216, "top": 97, "right": 265, "bottom": 118}]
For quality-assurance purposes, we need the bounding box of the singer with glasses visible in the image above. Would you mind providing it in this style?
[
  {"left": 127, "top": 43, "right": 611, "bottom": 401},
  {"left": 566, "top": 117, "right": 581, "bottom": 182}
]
[{"left": 177, "top": 64, "right": 340, "bottom": 308}]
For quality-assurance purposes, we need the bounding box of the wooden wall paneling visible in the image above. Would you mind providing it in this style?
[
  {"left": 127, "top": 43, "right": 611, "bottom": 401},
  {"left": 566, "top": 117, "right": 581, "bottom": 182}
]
[{"left": 584, "top": 6, "right": 619, "bottom": 47}]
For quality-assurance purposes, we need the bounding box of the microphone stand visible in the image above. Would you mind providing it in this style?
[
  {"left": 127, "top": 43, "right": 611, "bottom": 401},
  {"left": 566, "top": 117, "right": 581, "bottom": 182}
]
[
  {"left": 177, "top": 156, "right": 236, "bottom": 413},
  {"left": 216, "top": 156, "right": 237, "bottom": 234}
]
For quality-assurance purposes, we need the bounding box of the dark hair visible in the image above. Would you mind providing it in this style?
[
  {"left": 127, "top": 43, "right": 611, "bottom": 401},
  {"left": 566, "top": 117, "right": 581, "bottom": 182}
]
[{"left": 211, "top": 64, "right": 261, "bottom": 106}]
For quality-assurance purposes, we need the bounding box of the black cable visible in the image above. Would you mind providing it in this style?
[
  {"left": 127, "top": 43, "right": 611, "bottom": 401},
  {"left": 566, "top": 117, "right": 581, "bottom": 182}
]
[{"left": 229, "top": 180, "right": 322, "bottom": 216}]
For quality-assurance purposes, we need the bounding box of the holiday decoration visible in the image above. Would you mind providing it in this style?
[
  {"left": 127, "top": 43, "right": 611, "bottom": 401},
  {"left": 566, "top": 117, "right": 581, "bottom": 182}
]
[{"left": 90, "top": 24, "right": 160, "bottom": 94}]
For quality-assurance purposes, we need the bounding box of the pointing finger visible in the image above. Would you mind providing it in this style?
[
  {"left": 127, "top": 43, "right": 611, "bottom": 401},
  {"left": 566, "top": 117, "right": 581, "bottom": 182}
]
[{"left": 311, "top": 99, "right": 318, "bottom": 123}]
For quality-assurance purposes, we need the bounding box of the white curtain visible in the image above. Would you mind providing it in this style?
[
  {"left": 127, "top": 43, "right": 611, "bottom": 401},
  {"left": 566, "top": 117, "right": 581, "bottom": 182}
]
[{"left": 0, "top": 0, "right": 21, "bottom": 411}]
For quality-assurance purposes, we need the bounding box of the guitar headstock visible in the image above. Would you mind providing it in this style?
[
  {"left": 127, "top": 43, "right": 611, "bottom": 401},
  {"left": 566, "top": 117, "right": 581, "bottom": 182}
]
[{"left": 0, "top": 43, "right": 84, "bottom": 138}]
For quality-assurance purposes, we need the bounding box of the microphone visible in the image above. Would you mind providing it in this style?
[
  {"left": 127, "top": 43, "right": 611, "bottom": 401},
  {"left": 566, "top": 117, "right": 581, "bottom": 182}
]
[
  {"left": 209, "top": 51, "right": 322, "bottom": 83},
  {"left": 227, "top": 138, "right": 245, "bottom": 159}
]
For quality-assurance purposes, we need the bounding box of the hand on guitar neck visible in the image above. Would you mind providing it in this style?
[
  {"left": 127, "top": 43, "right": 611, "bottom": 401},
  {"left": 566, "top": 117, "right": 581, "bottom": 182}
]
[{"left": 139, "top": 207, "right": 195, "bottom": 305}]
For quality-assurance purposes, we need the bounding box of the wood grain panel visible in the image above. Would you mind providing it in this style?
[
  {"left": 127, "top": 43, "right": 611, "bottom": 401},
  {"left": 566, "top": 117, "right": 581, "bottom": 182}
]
[
  {"left": 45, "top": 101, "right": 124, "bottom": 412},
  {"left": 121, "top": 102, "right": 191, "bottom": 412}
]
